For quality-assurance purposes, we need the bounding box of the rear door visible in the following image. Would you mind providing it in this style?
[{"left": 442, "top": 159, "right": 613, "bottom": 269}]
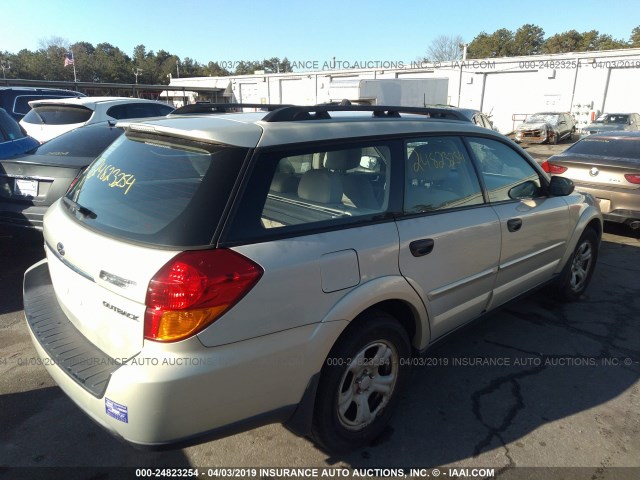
[
  {"left": 466, "top": 137, "right": 571, "bottom": 308},
  {"left": 395, "top": 136, "right": 501, "bottom": 340}
]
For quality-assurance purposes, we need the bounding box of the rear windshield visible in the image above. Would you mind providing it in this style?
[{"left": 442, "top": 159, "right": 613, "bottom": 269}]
[
  {"left": 64, "top": 133, "right": 248, "bottom": 246},
  {"left": 22, "top": 105, "right": 93, "bottom": 125},
  {"left": 14, "top": 95, "right": 76, "bottom": 115},
  {"left": 34, "top": 124, "right": 123, "bottom": 157},
  {"left": 567, "top": 137, "right": 640, "bottom": 160}
]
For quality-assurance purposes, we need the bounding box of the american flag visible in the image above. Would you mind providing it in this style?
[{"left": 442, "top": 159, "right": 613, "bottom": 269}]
[{"left": 64, "top": 52, "right": 74, "bottom": 67}]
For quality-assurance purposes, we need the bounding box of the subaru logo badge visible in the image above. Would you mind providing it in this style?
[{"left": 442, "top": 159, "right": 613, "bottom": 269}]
[
  {"left": 56, "top": 242, "right": 65, "bottom": 256},
  {"left": 589, "top": 167, "right": 599, "bottom": 177}
]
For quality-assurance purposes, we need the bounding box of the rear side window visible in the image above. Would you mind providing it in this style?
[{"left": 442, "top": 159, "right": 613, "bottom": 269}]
[
  {"left": 567, "top": 137, "right": 640, "bottom": 160},
  {"left": 226, "top": 141, "right": 393, "bottom": 243},
  {"left": 22, "top": 105, "right": 93, "bottom": 125},
  {"left": 65, "top": 133, "right": 248, "bottom": 246}
]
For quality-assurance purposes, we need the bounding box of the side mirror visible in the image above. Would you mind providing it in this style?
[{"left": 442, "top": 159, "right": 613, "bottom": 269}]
[
  {"left": 509, "top": 180, "right": 540, "bottom": 200},
  {"left": 548, "top": 176, "right": 575, "bottom": 196}
]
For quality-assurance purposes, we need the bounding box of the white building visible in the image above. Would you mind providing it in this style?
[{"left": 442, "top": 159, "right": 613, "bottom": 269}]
[{"left": 168, "top": 48, "right": 640, "bottom": 134}]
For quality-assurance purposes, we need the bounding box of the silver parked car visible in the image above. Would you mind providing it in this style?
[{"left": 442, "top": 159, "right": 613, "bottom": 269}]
[
  {"left": 24, "top": 104, "right": 602, "bottom": 452},
  {"left": 581, "top": 112, "right": 640, "bottom": 136}
]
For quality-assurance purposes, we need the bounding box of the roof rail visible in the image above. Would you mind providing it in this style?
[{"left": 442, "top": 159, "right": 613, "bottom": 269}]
[
  {"left": 171, "top": 103, "right": 292, "bottom": 115},
  {"left": 261, "top": 105, "right": 470, "bottom": 122}
]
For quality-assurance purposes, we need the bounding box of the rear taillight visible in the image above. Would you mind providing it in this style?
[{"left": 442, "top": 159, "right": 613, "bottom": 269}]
[
  {"left": 66, "top": 168, "right": 86, "bottom": 194},
  {"left": 144, "top": 249, "right": 263, "bottom": 342},
  {"left": 540, "top": 161, "right": 567, "bottom": 174},
  {"left": 624, "top": 174, "right": 640, "bottom": 185}
]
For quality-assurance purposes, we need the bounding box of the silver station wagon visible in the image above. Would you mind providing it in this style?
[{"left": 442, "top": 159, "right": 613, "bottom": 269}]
[{"left": 23, "top": 104, "right": 602, "bottom": 452}]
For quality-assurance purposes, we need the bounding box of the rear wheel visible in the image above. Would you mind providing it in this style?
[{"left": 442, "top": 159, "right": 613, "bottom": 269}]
[
  {"left": 311, "top": 312, "right": 411, "bottom": 452},
  {"left": 556, "top": 228, "right": 598, "bottom": 301}
]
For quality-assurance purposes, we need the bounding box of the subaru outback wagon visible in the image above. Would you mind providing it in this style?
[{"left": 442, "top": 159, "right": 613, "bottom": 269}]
[{"left": 24, "top": 104, "right": 602, "bottom": 452}]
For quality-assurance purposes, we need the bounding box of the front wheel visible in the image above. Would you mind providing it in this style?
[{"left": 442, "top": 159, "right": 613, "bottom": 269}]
[
  {"left": 556, "top": 228, "right": 598, "bottom": 301},
  {"left": 311, "top": 312, "right": 411, "bottom": 452}
]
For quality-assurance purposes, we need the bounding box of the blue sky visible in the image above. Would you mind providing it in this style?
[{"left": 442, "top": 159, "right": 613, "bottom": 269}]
[{"left": 2, "top": 0, "right": 638, "bottom": 67}]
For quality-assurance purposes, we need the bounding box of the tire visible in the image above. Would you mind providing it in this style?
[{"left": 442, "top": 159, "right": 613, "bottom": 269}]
[
  {"left": 311, "top": 311, "right": 411, "bottom": 452},
  {"left": 556, "top": 228, "right": 598, "bottom": 301},
  {"left": 568, "top": 128, "right": 575, "bottom": 141}
]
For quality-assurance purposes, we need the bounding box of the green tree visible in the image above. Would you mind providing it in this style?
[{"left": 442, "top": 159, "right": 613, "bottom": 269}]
[
  {"left": 512, "top": 24, "right": 545, "bottom": 56},
  {"left": 631, "top": 26, "right": 640, "bottom": 47},
  {"left": 467, "top": 28, "right": 514, "bottom": 58}
]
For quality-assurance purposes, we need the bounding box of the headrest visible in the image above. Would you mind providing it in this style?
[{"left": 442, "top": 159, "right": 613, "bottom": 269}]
[
  {"left": 325, "top": 149, "right": 361, "bottom": 171},
  {"left": 298, "top": 170, "right": 343, "bottom": 204}
]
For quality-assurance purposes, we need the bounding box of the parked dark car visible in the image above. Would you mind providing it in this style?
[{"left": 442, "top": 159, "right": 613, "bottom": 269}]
[
  {"left": 515, "top": 112, "right": 576, "bottom": 144},
  {"left": 542, "top": 131, "right": 640, "bottom": 229},
  {"left": 0, "top": 86, "right": 85, "bottom": 121},
  {"left": 0, "top": 107, "right": 39, "bottom": 160},
  {"left": 0, "top": 122, "right": 123, "bottom": 231}
]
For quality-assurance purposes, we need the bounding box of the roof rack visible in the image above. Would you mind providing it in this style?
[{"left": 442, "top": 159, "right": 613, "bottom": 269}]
[
  {"left": 261, "top": 105, "right": 470, "bottom": 122},
  {"left": 171, "top": 103, "right": 292, "bottom": 115}
]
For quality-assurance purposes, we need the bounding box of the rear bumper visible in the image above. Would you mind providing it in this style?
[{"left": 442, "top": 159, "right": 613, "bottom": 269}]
[
  {"left": 23, "top": 259, "right": 342, "bottom": 447},
  {"left": 574, "top": 184, "right": 640, "bottom": 225}
]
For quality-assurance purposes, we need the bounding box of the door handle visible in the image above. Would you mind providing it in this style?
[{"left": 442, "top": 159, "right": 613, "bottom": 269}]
[
  {"left": 409, "top": 239, "right": 435, "bottom": 257},
  {"left": 507, "top": 218, "right": 523, "bottom": 232}
]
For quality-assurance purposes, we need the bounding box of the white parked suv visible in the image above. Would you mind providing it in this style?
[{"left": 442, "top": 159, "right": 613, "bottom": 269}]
[
  {"left": 23, "top": 104, "right": 602, "bottom": 452},
  {"left": 19, "top": 96, "right": 174, "bottom": 142}
]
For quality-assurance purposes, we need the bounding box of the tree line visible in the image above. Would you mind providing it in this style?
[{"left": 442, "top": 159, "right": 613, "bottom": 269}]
[
  {"left": 1, "top": 25, "right": 639, "bottom": 85},
  {"left": 427, "top": 25, "right": 640, "bottom": 61},
  {"left": 0, "top": 37, "right": 293, "bottom": 84}
]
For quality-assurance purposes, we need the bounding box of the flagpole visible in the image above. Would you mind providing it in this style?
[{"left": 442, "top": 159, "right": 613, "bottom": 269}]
[{"left": 70, "top": 48, "right": 77, "bottom": 83}]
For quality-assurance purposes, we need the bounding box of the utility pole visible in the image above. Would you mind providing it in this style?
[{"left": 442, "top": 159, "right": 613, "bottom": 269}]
[
  {"left": 133, "top": 68, "right": 143, "bottom": 84},
  {"left": 457, "top": 43, "right": 469, "bottom": 107},
  {"left": 176, "top": 60, "right": 180, "bottom": 78}
]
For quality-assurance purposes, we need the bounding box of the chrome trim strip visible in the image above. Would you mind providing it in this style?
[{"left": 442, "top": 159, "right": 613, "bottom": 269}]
[
  {"left": 0, "top": 173, "right": 55, "bottom": 182},
  {"left": 45, "top": 241, "right": 95, "bottom": 283}
]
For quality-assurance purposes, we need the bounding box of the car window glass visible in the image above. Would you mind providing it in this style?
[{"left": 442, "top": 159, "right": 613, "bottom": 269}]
[
  {"left": 22, "top": 105, "right": 92, "bottom": 125},
  {"left": 226, "top": 142, "right": 392, "bottom": 242},
  {"left": 0, "top": 108, "right": 25, "bottom": 140},
  {"left": 404, "top": 136, "right": 483, "bottom": 213},
  {"left": 467, "top": 137, "right": 541, "bottom": 202},
  {"left": 65, "top": 133, "right": 247, "bottom": 246},
  {"left": 567, "top": 137, "right": 640, "bottom": 160},
  {"left": 14, "top": 95, "right": 70, "bottom": 115},
  {"left": 34, "top": 125, "right": 124, "bottom": 157},
  {"left": 107, "top": 103, "right": 174, "bottom": 120}
]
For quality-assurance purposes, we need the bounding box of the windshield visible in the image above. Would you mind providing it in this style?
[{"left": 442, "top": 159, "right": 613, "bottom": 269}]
[
  {"left": 64, "top": 132, "right": 248, "bottom": 246},
  {"left": 566, "top": 136, "right": 640, "bottom": 160},
  {"left": 527, "top": 114, "right": 559, "bottom": 125}
]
